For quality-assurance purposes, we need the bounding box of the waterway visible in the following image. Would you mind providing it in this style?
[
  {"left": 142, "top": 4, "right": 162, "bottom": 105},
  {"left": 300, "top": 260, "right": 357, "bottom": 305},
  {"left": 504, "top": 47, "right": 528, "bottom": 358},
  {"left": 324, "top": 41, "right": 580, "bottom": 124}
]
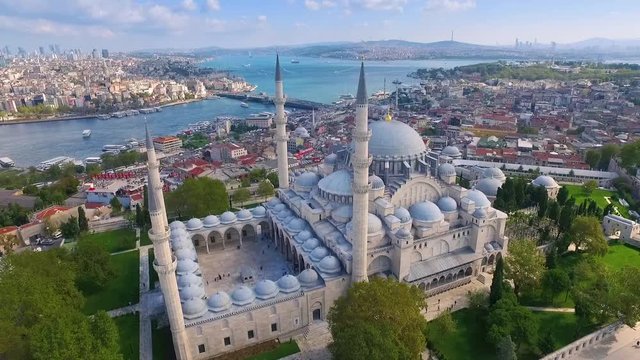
[{"left": 0, "top": 56, "right": 491, "bottom": 167}]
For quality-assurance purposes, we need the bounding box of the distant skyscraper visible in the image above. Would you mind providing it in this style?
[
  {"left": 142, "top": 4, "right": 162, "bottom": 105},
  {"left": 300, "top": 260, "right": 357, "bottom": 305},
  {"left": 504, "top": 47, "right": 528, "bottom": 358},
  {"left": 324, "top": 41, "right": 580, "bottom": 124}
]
[
  {"left": 101, "top": 49, "right": 109, "bottom": 58},
  {"left": 92, "top": 48, "right": 98, "bottom": 59},
  {"left": 39, "top": 46, "right": 45, "bottom": 55},
  {"left": 49, "top": 44, "right": 55, "bottom": 53}
]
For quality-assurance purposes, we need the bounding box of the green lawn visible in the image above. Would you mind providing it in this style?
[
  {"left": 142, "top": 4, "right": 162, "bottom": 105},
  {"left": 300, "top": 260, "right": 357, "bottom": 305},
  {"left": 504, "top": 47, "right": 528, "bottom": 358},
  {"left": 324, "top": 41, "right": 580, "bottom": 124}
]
[
  {"left": 427, "top": 309, "right": 588, "bottom": 360},
  {"left": 602, "top": 243, "right": 640, "bottom": 271},
  {"left": 148, "top": 248, "right": 159, "bottom": 289},
  {"left": 426, "top": 309, "right": 495, "bottom": 360},
  {"left": 246, "top": 340, "right": 300, "bottom": 360},
  {"left": 140, "top": 227, "right": 152, "bottom": 246},
  {"left": 564, "top": 184, "right": 630, "bottom": 218},
  {"left": 114, "top": 314, "right": 140, "bottom": 360},
  {"left": 84, "top": 250, "right": 140, "bottom": 314},
  {"left": 152, "top": 319, "right": 176, "bottom": 360},
  {"left": 82, "top": 228, "right": 137, "bottom": 253}
]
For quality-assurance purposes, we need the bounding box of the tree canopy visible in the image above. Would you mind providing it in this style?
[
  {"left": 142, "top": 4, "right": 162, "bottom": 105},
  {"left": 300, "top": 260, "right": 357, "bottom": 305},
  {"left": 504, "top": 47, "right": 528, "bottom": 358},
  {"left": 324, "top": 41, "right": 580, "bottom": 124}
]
[
  {"left": 505, "top": 239, "right": 546, "bottom": 297},
  {"left": 570, "top": 216, "right": 608, "bottom": 256},
  {"left": 327, "top": 278, "right": 427, "bottom": 360},
  {"left": 165, "top": 177, "right": 229, "bottom": 218},
  {"left": 256, "top": 180, "right": 275, "bottom": 199},
  {"left": 232, "top": 188, "right": 251, "bottom": 206}
]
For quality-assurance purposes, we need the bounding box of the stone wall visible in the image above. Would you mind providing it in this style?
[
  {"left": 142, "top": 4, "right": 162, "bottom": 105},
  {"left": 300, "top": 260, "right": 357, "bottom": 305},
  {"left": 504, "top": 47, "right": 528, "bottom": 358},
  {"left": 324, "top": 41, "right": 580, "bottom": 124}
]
[{"left": 539, "top": 321, "right": 624, "bottom": 360}]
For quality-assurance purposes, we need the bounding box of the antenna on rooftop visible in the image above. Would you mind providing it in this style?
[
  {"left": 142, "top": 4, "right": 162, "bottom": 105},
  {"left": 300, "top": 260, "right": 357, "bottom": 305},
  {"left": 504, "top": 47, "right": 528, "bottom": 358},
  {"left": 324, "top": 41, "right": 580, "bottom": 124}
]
[{"left": 451, "top": 30, "right": 454, "bottom": 42}]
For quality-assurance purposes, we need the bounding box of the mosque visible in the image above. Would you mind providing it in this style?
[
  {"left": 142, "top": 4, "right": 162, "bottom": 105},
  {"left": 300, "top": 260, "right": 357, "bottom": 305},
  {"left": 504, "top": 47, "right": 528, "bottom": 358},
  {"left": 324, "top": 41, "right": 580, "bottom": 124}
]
[{"left": 145, "top": 57, "right": 509, "bottom": 359}]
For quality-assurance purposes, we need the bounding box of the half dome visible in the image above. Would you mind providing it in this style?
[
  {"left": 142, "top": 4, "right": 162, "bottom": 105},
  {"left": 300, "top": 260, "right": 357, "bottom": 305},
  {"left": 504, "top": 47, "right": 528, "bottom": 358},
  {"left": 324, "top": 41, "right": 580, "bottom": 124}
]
[
  {"left": 296, "top": 172, "right": 320, "bottom": 187},
  {"left": 437, "top": 196, "right": 458, "bottom": 213},
  {"left": 369, "top": 175, "right": 385, "bottom": 190},
  {"left": 409, "top": 201, "right": 444, "bottom": 223},
  {"left": 476, "top": 178, "right": 503, "bottom": 197},
  {"left": 317, "top": 169, "right": 352, "bottom": 197},
  {"left": 464, "top": 189, "right": 491, "bottom": 208},
  {"left": 394, "top": 207, "right": 412, "bottom": 223},
  {"left": 368, "top": 213, "right": 384, "bottom": 233}
]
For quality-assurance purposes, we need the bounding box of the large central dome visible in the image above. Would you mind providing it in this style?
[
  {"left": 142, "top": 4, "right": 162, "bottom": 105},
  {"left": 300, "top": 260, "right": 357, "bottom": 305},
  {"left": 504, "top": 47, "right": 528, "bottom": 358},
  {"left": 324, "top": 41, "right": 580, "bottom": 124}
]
[{"left": 362, "top": 120, "right": 427, "bottom": 160}]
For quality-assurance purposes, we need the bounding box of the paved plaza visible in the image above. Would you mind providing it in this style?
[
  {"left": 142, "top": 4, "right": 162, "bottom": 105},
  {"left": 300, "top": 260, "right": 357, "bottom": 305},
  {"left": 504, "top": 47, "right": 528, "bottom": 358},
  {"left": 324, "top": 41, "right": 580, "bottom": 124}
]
[
  {"left": 196, "top": 237, "right": 294, "bottom": 294},
  {"left": 575, "top": 323, "right": 640, "bottom": 360}
]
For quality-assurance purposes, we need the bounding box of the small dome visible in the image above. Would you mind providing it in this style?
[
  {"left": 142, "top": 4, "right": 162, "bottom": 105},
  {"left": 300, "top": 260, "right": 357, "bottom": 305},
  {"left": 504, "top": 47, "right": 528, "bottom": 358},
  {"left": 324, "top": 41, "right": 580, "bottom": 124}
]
[
  {"left": 170, "top": 227, "right": 188, "bottom": 239},
  {"left": 318, "top": 169, "right": 353, "bottom": 197},
  {"left": 409, "top": 201, "right": 444, "bottom": 223},
  {"left": 182, "top": 297, "right": 207, "bottom": 319},
  {"left": 442, "top": 145, "right": 462, "bottom": 157},
  {"left": 207, "top": 291, "right": 232, "bottom": 312},
  {"left": 251, "top": 206, "right": 267, "bottom": 217},
  {"left": 203, "top": 215, "right": 220, "bottom": 228},
  {"left": 294, "top": 126, "right": 310, "bottom": 138},
  {"left": 532, "top": 175, "right": 559, "bottom": 188},
  {"left": 438, "top": 163, "right": 456, "bottom": 178},
  {"left": 176, "top": 259, "right": 198, "bottom": 275},
  {"left": 294, "top": 230, "right": 312, "bottom": 244},
  {"left": 175, "top": 248, "right": 197, "bottom": 261},
  {"left": 298, "top": 269, "right": 319, "bottom": 287},
  {"left": 220, "top": 211, "right": 237, "bottom": 224},
  {"left": 230, "top": 285, "right": 256, "bottom": 306},
  {"left": 172, "top": 237, "right": 193, "bottom": 251},
  {"left": 310, "top": 246, "right": 330, "bottom": 262},
  {"left": 437, "top": 196, "right": 458, "bottom": 213},
  {"left": 394, "top": 207, "right": 411, "bottom": 223},
  {"left": 180, "top": 283, "right": 205, "bottom": 302},
  {"left": 273, "top": 203, "right": 286, "bottom": 213},
  {"left": 177, "top": 273, "right": 202, "bottom": 289},
  {"left": 324, "top": 153, "right": 338, "bottom": 164},
  {"left": 186, "top": 218, "right": 203, "bottom": 231},
  {"left": 266, "top": 197, "right": 282, "bottom": 208},
  {"left": 237, "top": 209, "right": 253, "bottom": 221},
  {"left": 170, "top": 221, "right": 186, "bottom": 230},
  {"left": 331, "top": 205, "right": 353, "bottom": 223},
  {"left": 476, "top": 178, "right": 503, "bottom": 197},
  {"left": 369, "top": 175, "right": 385, "bottom": 190},
  {"left": 277, "top": 209, "right": 293, "bottom": 220},
  {"left": 287, "top": 218, "right": 307, "bottom": 232},
  {"left": 277, "top": 274, "right": 301, "bottom": 293},
  {"left": 254, "top": 280, "right": 279, "bottom": 300},
  {"left": 302, "top": 237, "right": 321, "bottom": 252},
  {"left": 483, "top": 167, "right": 506, "bottom": 181},
  {"left": 396, "top": 228, "right": 411, "bottom": 238},
  {"left": 318, "top": 255, "right": 341, "bottom": 274},
  {"left": 296, "top": 172, "right": 320, "bottom": 187},
  {"left": 474, "top": 207, "right": 488, "bottom": 218},
  {"left": 464, "top": 189, "right": 491, "bottom": 209},
  {"left": 368, "top": 213, "right": 383, "bottom": 234}
]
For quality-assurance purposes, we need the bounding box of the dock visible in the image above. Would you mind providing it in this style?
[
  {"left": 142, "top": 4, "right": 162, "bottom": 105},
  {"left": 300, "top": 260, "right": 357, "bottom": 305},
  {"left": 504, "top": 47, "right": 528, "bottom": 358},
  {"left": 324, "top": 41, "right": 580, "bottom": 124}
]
[{"left": 217, "top": 93, "right": 328, "bottom": 110}]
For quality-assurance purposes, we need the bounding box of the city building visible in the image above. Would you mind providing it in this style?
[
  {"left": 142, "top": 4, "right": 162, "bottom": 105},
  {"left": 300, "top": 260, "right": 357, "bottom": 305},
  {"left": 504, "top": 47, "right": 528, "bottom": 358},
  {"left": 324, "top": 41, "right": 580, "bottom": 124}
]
[
  {"left": 101, "top": 49, "right": 109, "bottom": 58},
  {"left": 244, "top": 112, "right": 273, "bottom": 128},
  {"left": 147, "top": 58, "right": 509, "bottom": 359},
  {"left": 153, "top": 136, "right": 183, "bottom": 154}
]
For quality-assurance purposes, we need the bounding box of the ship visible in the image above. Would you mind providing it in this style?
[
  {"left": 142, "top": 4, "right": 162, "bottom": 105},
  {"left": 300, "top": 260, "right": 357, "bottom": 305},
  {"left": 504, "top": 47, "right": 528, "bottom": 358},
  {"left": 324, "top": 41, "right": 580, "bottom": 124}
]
[
  {"left": 82, "top": 129, "right": 92, "bottom": 138},
  {"left": 240, "top": 102, "right": 249, "bottom": 108},
  {"left": 97, "top": 114, "right": 111, "bottom": 120},
  {"left": 291, "top": 59, "right": 300, "bottom": 64},
  {"left": 102, "top": 144, "right": 128, "bottom": 152},
  {"left": 0, "top": 157, "right": 15, "bottom": 168}
]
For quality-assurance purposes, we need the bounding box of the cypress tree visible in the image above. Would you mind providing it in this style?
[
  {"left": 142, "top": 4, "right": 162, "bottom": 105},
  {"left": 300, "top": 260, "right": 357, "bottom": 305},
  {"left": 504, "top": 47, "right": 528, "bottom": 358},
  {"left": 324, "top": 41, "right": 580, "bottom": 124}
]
[{"left": 490, "top": 256, "right": 505, "bottom": 305}]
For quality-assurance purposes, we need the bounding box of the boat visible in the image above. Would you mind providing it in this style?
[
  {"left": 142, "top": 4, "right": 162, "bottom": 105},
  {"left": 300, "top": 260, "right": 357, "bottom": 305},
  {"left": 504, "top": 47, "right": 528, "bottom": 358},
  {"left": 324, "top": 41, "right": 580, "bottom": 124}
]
[
  {"left": 240, "top": 102, "right": 249, "bottom": 108},
  {"left": 97, "top": 114, "right": 111, "bottom": 120},
  {"left": 102, "top": 145, "right": 128, "bottom": 152},
  {"left": 291, "top": 59, "right": 300, "bottom": 64},
  {"left": 112, "top": 111, "right": 126, "bottom": 118},
  {"left": 82, "top": 129, "right": 91, "bottom": 138},
  {"left": 37, "top": 156, "right": 75, "bottom": 171},
  {"left": 242, "top": 64, "right": 251, "bottom": 68},
  {"left": 84, "top": 157, "right": 102, "bottom": 165},
  {"left": 0, "top": 157, "right": 15, "bottom": 168}
]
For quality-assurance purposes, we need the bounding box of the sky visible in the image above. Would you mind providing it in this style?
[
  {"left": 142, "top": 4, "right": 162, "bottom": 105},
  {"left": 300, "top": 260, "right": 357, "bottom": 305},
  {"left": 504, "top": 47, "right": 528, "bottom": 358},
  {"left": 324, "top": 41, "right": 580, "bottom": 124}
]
[{"left": 1, "top": 0, "right": 639, "bottom": 52}]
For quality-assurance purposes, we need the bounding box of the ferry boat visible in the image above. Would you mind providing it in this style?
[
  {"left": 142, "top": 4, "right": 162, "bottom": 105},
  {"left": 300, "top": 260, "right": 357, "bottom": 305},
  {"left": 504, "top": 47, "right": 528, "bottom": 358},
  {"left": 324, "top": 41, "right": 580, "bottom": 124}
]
[
  {"left": 84, "top": 157, "right": 102, "bottom": 165},
  {"left": 102, "top": 144, "right": 128, "bottom": 152},
  {"left": 291, "top": 59, "right": 300, "bottom": 64},
  {"left": 240, "top": 102, "right": 249, "bottom": 108},
  {"left": 112, "top": 111, "right": 126, "bottom": 118},
  {"left": 97, "top": 114, "right": 111, "bottom": 120},
  {"left": 37, "top": 156, "right": 75, "bottom": 171},
  {"left": 82, "top": 129, "right": 92, "bottom": 138},
  {"left": 0, "top": 157, "right": 15, "bottom": 168}
]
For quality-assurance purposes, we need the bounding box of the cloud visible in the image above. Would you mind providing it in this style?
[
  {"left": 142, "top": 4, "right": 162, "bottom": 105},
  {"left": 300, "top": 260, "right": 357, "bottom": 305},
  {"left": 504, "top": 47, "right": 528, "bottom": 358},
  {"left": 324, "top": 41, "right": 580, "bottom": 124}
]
[
  {"left": 257, "top": 15, "right": 268, "bottom": 23},
  {"left": 182, "top": 0, "right": 197, "bottom": 11},
  {"left": 353, "top": 0, "right": 407, "bottom": 11},
  {"left": 424, "top": 0, "right": 476, "bottom": 12},
  {"left": 207, "top": 0, "right": 221, "bottom": 11},
  {"left": 148, "top": 5, "right": 190, "bottom": 30},
  {"left": 0, "top": 15, "right": 115, "bottom": 38},
  {"left": 305, "top": 0, "right": 336, "bottom": 10}
]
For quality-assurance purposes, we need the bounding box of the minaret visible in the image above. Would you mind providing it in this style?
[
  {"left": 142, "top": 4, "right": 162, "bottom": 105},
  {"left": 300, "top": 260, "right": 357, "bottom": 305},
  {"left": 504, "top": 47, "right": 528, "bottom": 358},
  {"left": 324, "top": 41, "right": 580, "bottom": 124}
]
[
  {"left": 274, "top": 55, "right": 289, "bottom": 189},
  {"left": 145, "top": 125, "right": 192, "bottom": 360},
  {"left": 351, "top": 63, "right": 370, "bottom": 283}
]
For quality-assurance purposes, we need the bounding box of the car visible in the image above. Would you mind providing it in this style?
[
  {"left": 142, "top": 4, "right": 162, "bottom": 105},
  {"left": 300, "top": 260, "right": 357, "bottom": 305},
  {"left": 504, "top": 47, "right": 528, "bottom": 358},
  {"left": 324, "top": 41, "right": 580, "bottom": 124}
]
[
  {"left": 40, "top": 239, "right": 55, "bottom": 246},
  {"left": 52, "top": 230, "right": 62, "bottom": 239}
]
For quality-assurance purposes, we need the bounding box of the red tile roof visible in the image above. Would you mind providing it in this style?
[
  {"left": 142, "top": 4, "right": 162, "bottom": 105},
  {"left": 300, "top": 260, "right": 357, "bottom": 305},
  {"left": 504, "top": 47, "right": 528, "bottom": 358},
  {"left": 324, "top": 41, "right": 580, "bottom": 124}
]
[
  {"left": 34, "top": 206, "right": 70, "bottom": 221},
  {"left": 0, "top": 226, "right": 17, "bottom": 235}
]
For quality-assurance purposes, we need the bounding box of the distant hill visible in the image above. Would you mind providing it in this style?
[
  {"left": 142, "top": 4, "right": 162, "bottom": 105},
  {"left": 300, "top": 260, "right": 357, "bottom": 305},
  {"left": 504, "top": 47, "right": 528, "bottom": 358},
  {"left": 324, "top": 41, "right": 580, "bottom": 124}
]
[{"left": 562, "top": 38, "right": 640, "bottom": 50}]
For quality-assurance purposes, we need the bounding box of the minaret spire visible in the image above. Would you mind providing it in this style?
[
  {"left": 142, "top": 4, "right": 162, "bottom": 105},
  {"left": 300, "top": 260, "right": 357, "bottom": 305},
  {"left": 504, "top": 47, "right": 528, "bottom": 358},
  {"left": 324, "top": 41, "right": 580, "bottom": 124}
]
[
  {"left": 351, "top": 62, "right": 370, "bottom": 283},
  {"left": 145, "top": 125, "right": 192, "bottom": 360},
  {"left": 274, "top": 55, "right": 290, "bottom": 189}
]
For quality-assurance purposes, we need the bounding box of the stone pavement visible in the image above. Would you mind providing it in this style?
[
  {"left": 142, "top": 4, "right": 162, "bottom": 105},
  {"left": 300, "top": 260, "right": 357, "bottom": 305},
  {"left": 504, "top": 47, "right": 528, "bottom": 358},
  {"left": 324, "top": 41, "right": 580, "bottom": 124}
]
[
  {"left": 283, "top": 322, "right": 332, "bottom": 360},
  {"left": 139, "top": 244, "right": 153, "bottom": 360},
  {"left": 423, "top": 278, "right": 490, "bottom": 321},
  {"left": 575, "top": 323, "right": 640, "bottom": 360}
]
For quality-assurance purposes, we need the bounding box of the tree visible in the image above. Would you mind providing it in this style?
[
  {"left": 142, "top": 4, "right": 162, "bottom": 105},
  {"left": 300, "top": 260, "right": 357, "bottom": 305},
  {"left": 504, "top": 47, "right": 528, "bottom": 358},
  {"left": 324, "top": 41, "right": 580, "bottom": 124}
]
[
  {"left": 266, "top": 172, "right": 279, "bottom": 188},
  {"left": 109, "top": 196, "right": 122, "bottom": 214},
  {"left": 430, "top": 309, "right": 457, "bottom": 336},
  {"left": 77, "top": 206, "right": 89, "bottom": 232},
  {"left": 232, "top": 188, "right": 251, "bottom": 206},
  {"left": 60, "top": 216, "right": 80, "bottom": 239},
  {"left": 547, "top": 201, "right": 560, "bottom": 223},
  {"left": 327, "top": 278, "right": 427, "bottom": 360},
  {"left": 597, "top": 143, "right": 619, "bottom": 170},
  {"left": 240, "top": 177, "right": 251, "bottom": 188},
  {"left": 619, "top": 141, "right": 640, "bottom": 170},
  {"left": 496, "top": 335, "right": 517, "bottom": 360},
  {"left": 73, "top": 240, "right": 115, "bottom": 293},
  {"left": 505, "top": 239, "right": 546, "bottom": 297},
  {"left": 256, "top": 180, "right": 275, "bottom": 199},
  {"left": 570, "top": 216, "right": 608, "bottom": 256},
  {"left": 165, "top": 177, "right": 229, "bottom": 219},
  {"left": 556, "top": 187, "right": 569, "bottom": 206},
  {"left": 487, "top": 295, "right": 539, "bottom": 352},
  {"left": 582, "top": 180, "right": 598, "bottom": 196},
  {"left": 490, "top": 256, "right": 505, "bottom": 305},
  {"left": 608, "top": 266, "right": 640, "bottom": 326},
  {"left": 584, "top": 149, "right": 601, "bottom": 170},
  {"left": 468, "top": 290, "right": 489, "bottom": 311},
  {"left": 542, "top": 268, "right": 570, "bottom": 304},
  {"left": 135, "top": 204, "right": 144, "bottom": 227},
  {"left": 558, "top": 204, "right": 574, "bottom": 234}
]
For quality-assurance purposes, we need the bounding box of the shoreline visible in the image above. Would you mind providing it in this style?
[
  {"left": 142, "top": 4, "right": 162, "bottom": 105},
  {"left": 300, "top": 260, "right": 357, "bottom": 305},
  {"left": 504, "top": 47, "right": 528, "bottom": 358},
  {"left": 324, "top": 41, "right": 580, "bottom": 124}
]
[{"left": 0, "top": 98, "right": 204, "bottom": 126}]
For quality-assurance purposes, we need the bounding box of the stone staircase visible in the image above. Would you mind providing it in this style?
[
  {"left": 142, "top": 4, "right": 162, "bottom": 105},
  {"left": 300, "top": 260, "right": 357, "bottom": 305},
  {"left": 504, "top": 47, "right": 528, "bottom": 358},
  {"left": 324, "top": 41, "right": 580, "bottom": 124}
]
[
  {"left": 387, "top": 178, "right": 408, "bottom": 198},
  {"left": 287, "top": 321, "right": 332, "bottom": 360}
]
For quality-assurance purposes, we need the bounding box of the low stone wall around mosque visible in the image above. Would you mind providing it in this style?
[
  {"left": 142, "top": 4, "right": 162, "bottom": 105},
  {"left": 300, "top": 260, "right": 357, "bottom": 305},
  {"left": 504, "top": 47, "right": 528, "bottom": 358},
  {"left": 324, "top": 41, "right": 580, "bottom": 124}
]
[{"left": 539, "top": 321, "right": 624, "bottom": 360}]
